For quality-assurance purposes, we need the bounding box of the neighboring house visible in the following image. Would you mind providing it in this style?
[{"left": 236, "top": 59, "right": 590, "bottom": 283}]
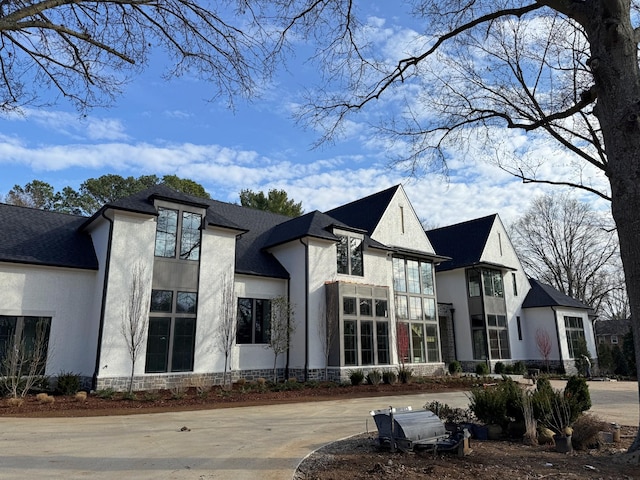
[
  {"left": 0, "top": 184, "right": 597, "bottom": 391},
  {"left": 426, "top": 215, "right": 597, "bottom": 374},
  {"left": 595, "top": 318, "right": 632, "bottom": 347}
]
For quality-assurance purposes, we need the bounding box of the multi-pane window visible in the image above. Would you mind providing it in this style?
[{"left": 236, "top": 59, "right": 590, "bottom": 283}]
[
  {"left": 146, "top": 290, "right": 197, "bottom": 373},
  {"left": 0, "top": 316, "right": 51, "bottom": 374},
  {"left": 393, "top": 257, "right": 440, "bottom": 363},
  {"left": 467, "top": 269, "right": 504, "bottom": 297},
  {"left": 483, "top": 269, "right": 504, "bottom": 297},
  {"left": 154, "top": 207, "right": 202, "bottom": 261},
  {"left": 337, "top": 235, "right": 364, "bottom": 276},
  {"left": 342, "top": 292, "right": 389, "bottom": 366},
  {"left": 564, "top": 316, "right": 585, "bottom": 358},
  {"left": 487, "top": 314, "right": 510, "bottom": 359},
  {"left": 236, "top": 298, "right": 271, "bottom": 344}
]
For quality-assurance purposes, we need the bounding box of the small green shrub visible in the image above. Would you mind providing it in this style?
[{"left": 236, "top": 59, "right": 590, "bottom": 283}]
[
  {"left": 494, "top": 362, "right": 505, "bottom": 374},
  {"left": 96, "top": 388, "right": 116, "bottom": 399},
  {"left": 382, "top": 371, "right": 397, "bottom": 384},
  {"left": 366, "top": 370, "right": 382, "bottom": 385},
  {"left": 513, "top": 361, "right": 527, "bottom": 375},
  {"left": 448, "top": 361, "right": 462, "bottom": 375},
  {"left": 397, "top": 366, "right": 413, "bottom": 384},
  {"left": 469, "top": 385, "right": 507, "bottom": 425},
  {"left": 56, "top": 371, "right": 81, "bottom": 395},
  {"left": 564, "top": 375, "right": 591, "bottom": 422},
  {"left": 143, "top": 390, "right": 160, "bottom": 402},
  {"left": 349, "top": 369, "right": 365, "bottom": 386},
  {"left": 122, "top": 391, "right": 137, "bottom": 401},
  {"left": 475, "top": 363, "right": 490, "bottom": 376}
]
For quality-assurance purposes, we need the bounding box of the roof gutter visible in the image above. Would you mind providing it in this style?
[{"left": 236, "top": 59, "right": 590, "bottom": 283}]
[{"left": 93, "top": 209, "right": 114, "bottom": 390}]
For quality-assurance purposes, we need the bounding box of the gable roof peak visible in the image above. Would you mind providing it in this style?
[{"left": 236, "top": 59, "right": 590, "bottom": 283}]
[{"left": 324, "top": 184, "right": 402, "bottom": 235}]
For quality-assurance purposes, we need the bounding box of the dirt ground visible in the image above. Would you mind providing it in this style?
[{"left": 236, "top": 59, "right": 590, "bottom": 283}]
[{"left": 294, "top": 429, "right": 640, "bottom": 480}]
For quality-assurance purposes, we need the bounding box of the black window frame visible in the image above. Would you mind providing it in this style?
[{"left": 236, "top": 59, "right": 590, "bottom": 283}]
[
  {"left": 236, "top": 298, "right": 272, "bottom": 345},
  {"left": 154, "top": 207, "right": 202, "bottom": 261},
  {"left": 145, "top": 289, "right": 197, "bottom": 373},
  {"left": 336, "top": 234, "right": 364, "bottom": 276}
]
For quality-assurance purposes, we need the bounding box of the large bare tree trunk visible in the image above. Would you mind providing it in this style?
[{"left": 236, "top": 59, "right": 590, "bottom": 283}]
[{"left": 578, "top": 1, "right": 640, "bottom": 452}]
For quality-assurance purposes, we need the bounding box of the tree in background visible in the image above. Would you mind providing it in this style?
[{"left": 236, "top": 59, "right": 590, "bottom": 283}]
[
  {"left": 3, "top": 174, "right": 210, "bottom": 215},
  {"left": 239, "top": 189, "right": 303, "bottom": 217},
  {"left": 510, "top": 193, "right": 623, "bottom": 316}
]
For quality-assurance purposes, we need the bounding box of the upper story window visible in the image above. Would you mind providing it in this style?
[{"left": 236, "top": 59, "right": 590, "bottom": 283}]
[
  {"left": 337, "top": 235, "right": 363, "bottom": 276},
  {"left": 393, "top": 258, "right": 435, "bottom": 295},
  {"left": 154, "top": 207, "right": 202, "bottom": 261},
  {"left": 467, "top": 268, "right": 504, "bottom": 298}
]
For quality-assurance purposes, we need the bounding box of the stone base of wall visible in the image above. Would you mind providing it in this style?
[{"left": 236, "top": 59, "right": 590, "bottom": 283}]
[{"left": 95, "top": 363, "right": 447, "bottom": 391}]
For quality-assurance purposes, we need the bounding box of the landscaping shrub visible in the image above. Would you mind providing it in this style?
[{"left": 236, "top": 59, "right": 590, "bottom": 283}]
[
  {"left": 95, "top": 388, "right": 116, "bottom": 399},
  {"left": 397, "top": 366, "right": 413, "bottom": 384},
  {"left": 122, "top": 391, "right": 137, "bottom": 401},
  {"left": 513, "top": 361, "right": 527, "bottom": 375},
  {"left": 349, "top": 369, "right": 364, "bottom": 386},
  {"left": 475, "top": 362, "right": 490, "bottom": 376},
  {"left": 501, "top": 377, "right": 525, "bottom": 422},
  {"left": 448, "top": 360, "right": 462, "bottom": 375},
  {"left": 469, "top": 385, "right": 507, "bottom": 425},
  {"left": 366, "top": 370, "right": 382, "bottom": 385},
  {"left": 56, "top": 371, "right": 80, "bottom": 395},
  {"left": 564, "top": 375, "right": 591, "bottom": 422},
  {"left": 571, "top": 414, "right": 610, "bottom": 450},
  {"left": 382, "top": 371, "right": 397, "bottom": 384},
  {"left": 494, "top": 362, "right": 505, "bottom": 374}
]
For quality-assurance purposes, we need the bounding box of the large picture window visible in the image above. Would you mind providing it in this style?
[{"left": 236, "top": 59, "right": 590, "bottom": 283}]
[
  {"left": 336, "top": 235, "right": 364, "bottom": 276},
  {"left": 236, "top": 298, "right": 271, "bottom": 344},
  {"left": 393, "top": 257, "right": 440, "bottom": 364},
  {"left": 154, "top": 207, "right": 202, "bottom": 261},
  {"left": 0, "top": 316, "right": 51, "bottom": 374},
  {"left": 145, "top": 289, "right": 197, "bottom": 373},
  {"left": 467, "top": 268, "right": 504, "bottom": 298},
  {"left": 564, "top": 316, "right": 585, "bottom": 358},
  {"left": 341, "top": 291, "right": 389, "bottom": 366}
]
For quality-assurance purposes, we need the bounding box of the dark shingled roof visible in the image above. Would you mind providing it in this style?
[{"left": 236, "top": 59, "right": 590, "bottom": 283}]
[
  {"left": 595, "top": 318, "right": 631, "bottom": 336},
  {"left": 522, "top": 278, "right": 590, "bottom": 309},
  {"left": 425, "top": 215, "right": 497, "bottom": 272},
  {"left": 325, "top": 185, "right": 400, "bottom": 235},
  {"left": 264, "top": 211, "right": 342, "bottom": 248},
  {"left": 0, "top": 203, "right": 98, "bottom": 270}
]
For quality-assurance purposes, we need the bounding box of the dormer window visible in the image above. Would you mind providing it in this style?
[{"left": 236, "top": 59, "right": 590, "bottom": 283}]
[{"left": 336, "top": 235, "right": 363, "bottom": 276}]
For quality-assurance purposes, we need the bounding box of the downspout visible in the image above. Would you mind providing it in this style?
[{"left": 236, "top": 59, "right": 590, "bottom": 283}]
[
  {"left": 285, "top": 277, "right": 291, "bottom": 379},
  {"left": 551, "top": 306, "right": 564, "bottom": 371},
  {"left": 299, "top": 238, "right": 309, "bottom": 381},
  {"left": 93, "top": 210, "right": 114, "bottom": 390}
]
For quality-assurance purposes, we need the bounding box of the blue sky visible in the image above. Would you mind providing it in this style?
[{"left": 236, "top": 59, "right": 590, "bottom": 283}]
[{"left": 0, "top": 4, "right": 610, "bottom": 228}]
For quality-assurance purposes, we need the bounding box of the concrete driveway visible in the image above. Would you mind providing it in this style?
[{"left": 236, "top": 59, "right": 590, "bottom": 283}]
[{"left": 0, "top": 382, "right": 636, "bottom": 480}]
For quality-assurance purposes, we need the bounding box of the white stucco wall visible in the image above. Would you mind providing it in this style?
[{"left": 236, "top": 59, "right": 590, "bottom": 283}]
[
  {"left": 233, "top": 274, "right": 288, "bottom": 371},
  {"left": 194, "top": 226, "right": 237, "bottom": 374},
  {"left": 0, "top": 263, "right": 99, "bottom": 377},
  {"left": 371, "top": 187, "right": 436, "bottom": 253},
  {"left": 96, "top": 211, "right": 157, "bottom": 379},
  {"left": 520, "top": 307, "right": 561, "bottom": 361}
]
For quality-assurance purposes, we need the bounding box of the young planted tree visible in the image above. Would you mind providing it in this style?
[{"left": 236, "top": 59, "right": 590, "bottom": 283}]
[
  {"left": 215, "top": 274, "right": 237, "bottom": 389},
  {"left": 120, "top": 263, "right": 149, "bottom": 395},
  {"left": 267, "top": 296, "right": 295, "bottom": 383},
  {"left": 318, "top": 283, "right": 340, "bottom": 381},
  {"left": 535, "top": 328, "right": 553, "bottom": 373}
]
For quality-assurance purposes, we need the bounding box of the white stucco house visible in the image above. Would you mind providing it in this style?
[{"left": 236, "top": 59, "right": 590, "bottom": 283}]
[
  {"left": 426, "top": 215, "right": 596, "bottom": 373},
  {"left": 0, "top": 184, "right": 596, "bottom": 391}
]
